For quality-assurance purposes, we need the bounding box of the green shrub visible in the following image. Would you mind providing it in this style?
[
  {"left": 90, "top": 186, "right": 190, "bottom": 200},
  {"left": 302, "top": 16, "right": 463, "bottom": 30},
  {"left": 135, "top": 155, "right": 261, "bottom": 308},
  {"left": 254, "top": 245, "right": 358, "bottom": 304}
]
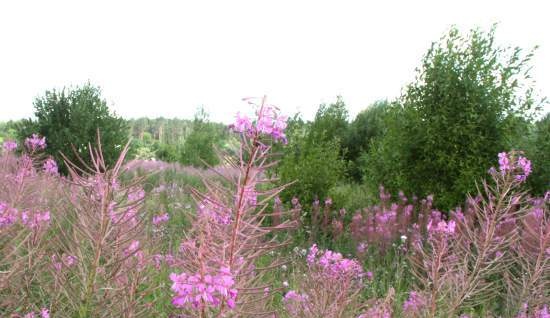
[
  {"left": 17, "top": 83, "right": 130, "bottom": 174},
  {"left": 363, "top": 26, "right": 542, "bottom": 209}
]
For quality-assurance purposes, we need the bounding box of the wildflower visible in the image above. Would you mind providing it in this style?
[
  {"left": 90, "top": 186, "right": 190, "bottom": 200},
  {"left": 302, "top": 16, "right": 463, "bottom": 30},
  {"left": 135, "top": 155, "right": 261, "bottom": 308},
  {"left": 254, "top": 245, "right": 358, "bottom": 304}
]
[
  {"left": 306, "top": 244, "right": 318, "bottom": 265},
  {"left": 40, "top": 308, "right": 50, "bottom": 318},
  {"left": 152, "top": 212, "right": 170, "bottom": 225},
  {"left": 281, "top": 264, "right": 288, "bottom": 271},
  {"left": 170, "top": 266, "right": 237, "bottom": 310},
  {"left": 427, "top": 219, "right": 456, "bottom": 235},
  {"left": 515, "top": 156, "right": 532, "bottom": 182},
  {"left": 125, "top": 240, "right": 140, "bottom": 256},
  {"left": 357, "top": 242, "right": 368, "bottom": 254},
  {"left": 197, "top": 198, "right": 231, "bottom": 225},
  {"left": 21, "top": 210, "right": 50, "bottom": 229},
  {"left": 403, "top": 291, "right": 427, "bottom": 313},
  {"left": 232, "top": 112, "right": 252, "bottom": 133},
  {"left": 283, "top": 290, "right": 309, "bottom": 316},
  {"left": 401, "top": 235, "right": 407, "bottom": 242},
  {"left": 25, "top": 133, "right": 46, "bottom": 151},
  {"left": 283, "top": 281, "right": 289, "bottom": 288},
  {"left": 43, "top": 158, "right": 58, "bottom": 175},
  {"left": 0, "top": 202, "right": 17, "bottom": 228},
  {"left": 2, "top": 140, "right": 17, "bottom": 152},
  {"left": 366, "top": 271, "right": 374, "bottom": 280}
]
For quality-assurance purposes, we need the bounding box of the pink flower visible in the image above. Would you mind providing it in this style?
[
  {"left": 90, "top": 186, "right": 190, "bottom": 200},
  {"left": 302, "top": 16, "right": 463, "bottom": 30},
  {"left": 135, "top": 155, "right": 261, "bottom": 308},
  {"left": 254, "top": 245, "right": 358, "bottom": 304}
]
[
  {"left": 152, "top": 212, "right": 170, "bottom": 225},
  {"left": 232, "top": 112, "right": 252, "bottom": 133},
  {"left": 2, "top": 140, "right": 17, "bottom": 152},
  {"left": 40, "top": 308, "right": 50, "bottom": 318},
  {"left": 0, "top": 202, "right": 18, "bottom": 228},
  {"left": 170, "top": 266, "right": 238, "bottom": 310},
  {"left": 25, "top": 134, "right": 46, "bottom": 151},
  {"left": 43, "top": 158, "right": 58, "bottom": 175}
]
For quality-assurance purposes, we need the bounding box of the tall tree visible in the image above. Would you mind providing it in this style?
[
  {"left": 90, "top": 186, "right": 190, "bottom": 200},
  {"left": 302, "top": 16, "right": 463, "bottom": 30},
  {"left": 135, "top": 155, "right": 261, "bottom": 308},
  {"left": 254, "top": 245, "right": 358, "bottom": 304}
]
[
  {"left": 18, "top": 83, "right": 129, "bottom": 174},
  {"left": 364, "top": 26, "right": 543, "bottom": 209}
]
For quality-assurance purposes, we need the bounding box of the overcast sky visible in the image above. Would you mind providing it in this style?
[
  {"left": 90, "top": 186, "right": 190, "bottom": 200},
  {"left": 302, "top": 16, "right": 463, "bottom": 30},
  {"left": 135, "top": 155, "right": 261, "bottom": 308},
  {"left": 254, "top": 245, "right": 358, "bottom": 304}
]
[{"left": 0, "top": 0, "right": 548, "bottom": 123}]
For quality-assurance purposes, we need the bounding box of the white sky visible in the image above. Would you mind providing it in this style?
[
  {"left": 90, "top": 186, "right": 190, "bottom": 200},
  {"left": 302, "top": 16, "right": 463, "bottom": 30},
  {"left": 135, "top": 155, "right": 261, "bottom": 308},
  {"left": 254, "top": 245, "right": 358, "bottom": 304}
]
[{"left": 0, "top": 0, "right": 548, "bottom": 123}]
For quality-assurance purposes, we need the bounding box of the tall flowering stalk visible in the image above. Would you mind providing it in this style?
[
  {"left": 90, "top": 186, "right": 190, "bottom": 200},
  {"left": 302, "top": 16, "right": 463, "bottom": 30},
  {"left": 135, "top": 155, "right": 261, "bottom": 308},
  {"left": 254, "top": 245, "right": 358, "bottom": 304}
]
[
  {"left": 170, "top": 97, "right": 297, "bottom": 317},
  {"left": 407, "top": 151, "right": 543, "bottom": 317},
  {"left": 0, "top": 136, "right": 60, "bottom": 314},
  {"left": 49, "top": 135, "right": 158, "bottom": 317},
  {"left": 504, "top": 192, "right": 549, "bottom": 315},
  {"left": 283, "top": 244, "right": 368, "bottom": 317}
]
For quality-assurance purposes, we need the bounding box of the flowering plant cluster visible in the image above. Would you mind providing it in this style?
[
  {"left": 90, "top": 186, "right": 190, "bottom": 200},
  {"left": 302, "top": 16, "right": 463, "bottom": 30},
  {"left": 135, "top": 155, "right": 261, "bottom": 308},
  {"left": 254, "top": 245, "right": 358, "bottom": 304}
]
[
  {"left": 169, "top": 97, "right": 297, "bottom": 317},
  {"left": 407, "top": 152, "right": 549, "bottom": 317},
  {"left": 2, "top": 140, "right": 17, "bottom": 152},
  {"left": 283, "top": 245, "right": 369, "bottom": 317},
  {"left": 496, "top": 151, "right": 532, "bottom": 182},
  {"left": 24, "top": 134, "right": 47, "bottom": 152},
  {"left": 231, "top": 97, "right": 288, "bottom": 143},
  {"left": 170, "top": 266, "right": 238, "bottom": 309}
]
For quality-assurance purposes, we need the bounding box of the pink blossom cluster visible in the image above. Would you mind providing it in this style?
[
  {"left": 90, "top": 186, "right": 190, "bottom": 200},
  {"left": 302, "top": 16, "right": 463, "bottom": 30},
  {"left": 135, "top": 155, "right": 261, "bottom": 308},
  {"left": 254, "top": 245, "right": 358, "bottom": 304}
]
[
  {"left": 24, "top": 134, "right": 46, "bottom": 151},
  {"left": 0, "top": 201, "right": 18, "bottom": 227},
  {"left": 21, "top": 210, "right": 51, "bottom": 229},
  {"left": 282, "top": 290, "right": 310, "bottom": 316},
  {"left": 153, "top": 253, "right": 175, "bottom": 269},
  {"left": 236, "top": 184, "right": 258, "bottom": 207},
  {"left": 152, "top": 212, "right": 169, "bottom": 225},
  {"left": 230, "top": 100, "right": 288, "bottom": 143},
  {"left": 427, "top": 219, "right": 456, "bottom": 235},
  {"left": 402, "top": 291, "right": 427, "bottom": 315},
  {"left": 43, "top": 158, "right": 58, "bottom": 175},
  {"left": 516, "top": 304, "right": 549, "bottom": 318},
  {"left": 52, "top": 254, "right": 78, "bottom": 271},
  {"left": 350, "top": 187, "right": 416, "bottom": 252},
  {"left": 358, "top": 306, "right": 392, "bottom": 318},
  {"left": 2, "top": 140, "right": 17, "bottom": 152},
  {"left": 23, "top": 308, "right": 49, "bottom": 318},
  {"left": 197, "top": 198, "right": 231, "bottom": 225},
  {"left": 169, "top": 266, "right": 238, "bottom": 310},
  {"left": 497, "top": 152, "right": 532, "bottom": 182},
  {"left": 110, "top": 187, "right": 144, "bottom": 225},
  {"left": 306, "top": 244, "right": 364, "bottom": 280}
]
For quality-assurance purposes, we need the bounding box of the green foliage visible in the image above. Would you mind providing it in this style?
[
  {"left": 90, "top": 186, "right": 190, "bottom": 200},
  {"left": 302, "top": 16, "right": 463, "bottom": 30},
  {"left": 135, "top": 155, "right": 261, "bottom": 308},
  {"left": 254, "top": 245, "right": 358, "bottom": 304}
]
[
  {"left": 17, "top": 83, "right": 129, "bottom": 174},
  {"left": 0, "top": 121, "right": 19, "bottom": 143},
  {"left": 154, "top": 142, "right": 179, "bottom": 162},
  {"left": 345, "top": 100, "right": 390, "bottom": 180},
  {"left": 327, "top": 183, "right": 373, "bottom": 214},
  {"left": 179, "top": 108, "right": 221, "bottom": 168},
  {"left": 526, "top": 113, "right": 550, "bottom": 194},
  {"left": 276, "top": 99, "right": 348, "bottom": 209},
  {"left": 308, "top": 96, "right": 349, "bottom": 144},
  {"left": 364, "top": 26, "right": 542, "bottom": 209}
]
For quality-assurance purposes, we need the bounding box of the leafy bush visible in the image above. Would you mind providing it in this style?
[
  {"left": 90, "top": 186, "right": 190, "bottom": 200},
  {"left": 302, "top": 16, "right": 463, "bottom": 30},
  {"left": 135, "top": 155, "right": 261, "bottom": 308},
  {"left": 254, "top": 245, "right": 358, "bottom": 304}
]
[
  {"left": 179, "top": 109, "right": 221, "bottom": 168},
  {"left": 344, "top": 100, "right": 390, "bottom": 181},
  {"left": 364, "top": 26, "right": 542, "bottom": 209},
  {"left": 276, "top": 99, "right": 348, "bottom": 211},
  {"left": 17, "top": 83, "right": 130, "bottom": 174},
  {"left": 526, "top": 113, "right": 550, "bottom": 194}
]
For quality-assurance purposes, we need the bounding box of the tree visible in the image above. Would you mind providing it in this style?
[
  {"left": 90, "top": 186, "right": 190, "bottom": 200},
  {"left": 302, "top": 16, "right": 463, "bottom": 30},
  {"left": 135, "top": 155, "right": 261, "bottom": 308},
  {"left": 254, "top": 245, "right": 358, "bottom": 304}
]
[
  {"left": 526, "top": 113, "right": 550, "bottom": 194},
  {"left": 345, "top": 100, "right": 390, "bottom": 181},
  {"left": 17, "top": 83, "right": 129, "bottom": 174},
  {"left": 364, "top": 26, "right": 543, "bottom": 209},
  {"left": 276, "top": 98, "right": 348, "bottom": 210},
  {"left": 179, "top": 108, "right": 220, "bottom": 168}
]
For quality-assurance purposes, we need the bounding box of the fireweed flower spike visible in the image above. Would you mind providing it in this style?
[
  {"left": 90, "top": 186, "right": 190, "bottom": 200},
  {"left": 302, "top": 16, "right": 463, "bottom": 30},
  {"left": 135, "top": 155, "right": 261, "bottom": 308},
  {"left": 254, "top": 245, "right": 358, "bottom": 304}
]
[
  {"left": 495, "top": 151, "right": 532, "bottom": 183},
  {"left": 24, "top": 134, "right": 47, "bottom": 151},
  {"left": 2, "top": 140, "right": 17, "bottom": 152},
  {"left": 43, "top": 158, "right": 58, "bottom": 175},
  {"left": 170, "top": 96, "right": 296, "bottom": 316}
]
